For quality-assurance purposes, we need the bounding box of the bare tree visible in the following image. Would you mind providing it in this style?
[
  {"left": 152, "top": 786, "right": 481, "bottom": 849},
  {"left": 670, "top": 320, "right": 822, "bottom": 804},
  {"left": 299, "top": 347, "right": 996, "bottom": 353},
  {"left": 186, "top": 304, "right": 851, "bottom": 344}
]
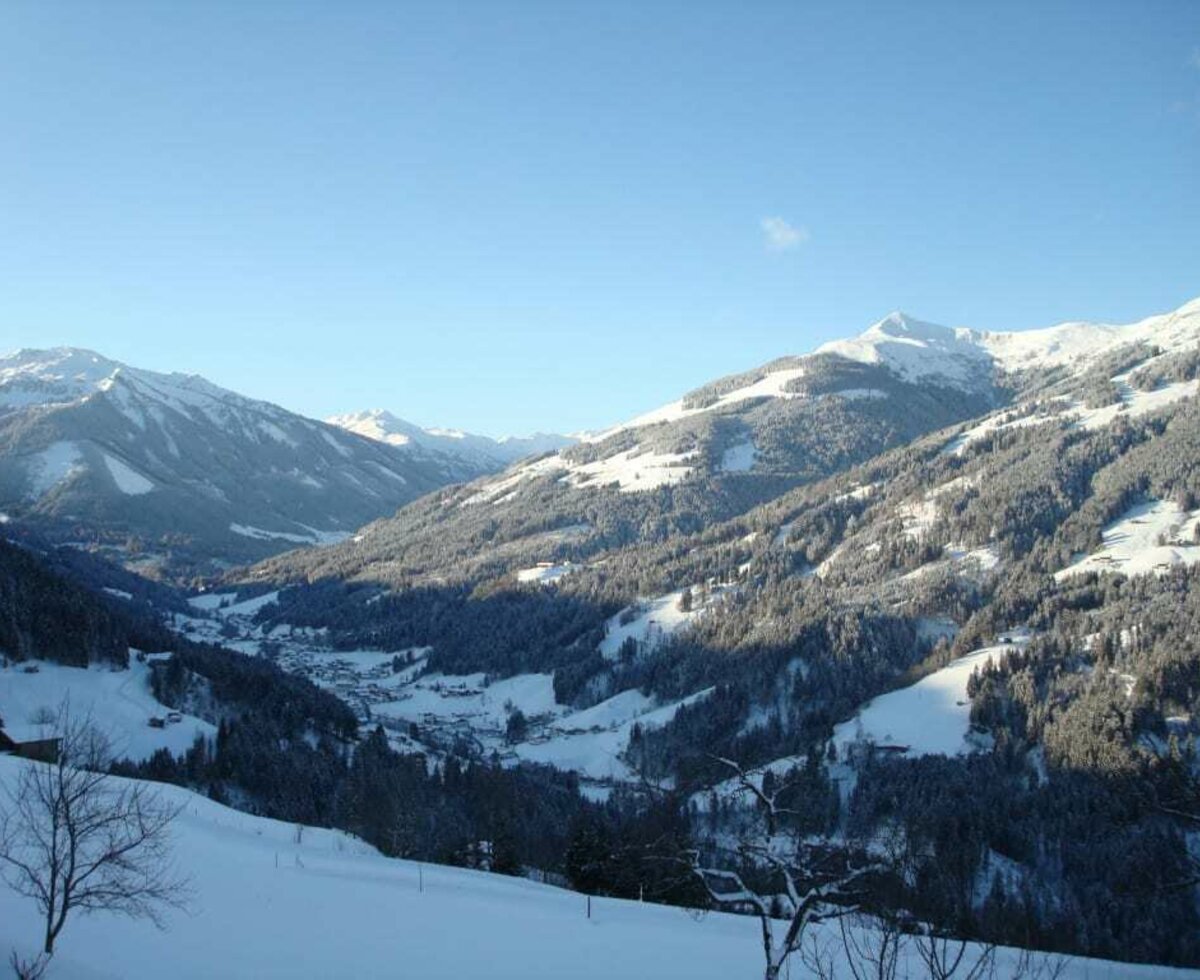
[
  {"left": 838, "top": 911, "right": 906, "bottom": 980},
  {"left": 0, "top": 706, "right": 189, "bottom": 959},
  {"left": 912, "top": 933, "right": 1072, "bottom": 980},
  {"left": 7, "top": 950, "right": 48, "bottom": 980},
  {"left": 912, "top": 930, "right": 995, "bottom": 980},
  {"left": 680, "top": 757, "right": 882, "bottom": 980}
]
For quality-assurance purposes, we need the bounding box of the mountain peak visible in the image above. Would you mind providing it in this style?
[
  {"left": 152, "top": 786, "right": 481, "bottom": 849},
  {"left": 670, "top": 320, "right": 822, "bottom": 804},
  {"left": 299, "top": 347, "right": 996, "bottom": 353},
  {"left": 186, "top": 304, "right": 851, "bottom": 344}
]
[
  {"left": 1, "top": 345, "right": 122, "bottom": 380},
  {"left": 0, "top": 347, "right": 129, "bottom": 411},
  {"left": 816, "top": 311, "right": 990, "bottom": 387},
  {"left": 863, "top": 311, "right": 960, "bottom": 342}
]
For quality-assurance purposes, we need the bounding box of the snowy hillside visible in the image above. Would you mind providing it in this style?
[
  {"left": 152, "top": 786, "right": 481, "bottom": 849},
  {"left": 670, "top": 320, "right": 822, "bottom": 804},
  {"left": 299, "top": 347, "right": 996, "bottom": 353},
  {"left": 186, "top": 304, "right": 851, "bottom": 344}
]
[
  {"left": 0, "top": 755, "right": 1186, "bottom": 980},
  {"left": 0, "top": 348, "right": 481, "bottom": 576},
  {"left": 830, "top": 639, "right": 1025, "bottom": 759},
  {"left": 0, "top": 657, "right": 214, "bottom": 763}
]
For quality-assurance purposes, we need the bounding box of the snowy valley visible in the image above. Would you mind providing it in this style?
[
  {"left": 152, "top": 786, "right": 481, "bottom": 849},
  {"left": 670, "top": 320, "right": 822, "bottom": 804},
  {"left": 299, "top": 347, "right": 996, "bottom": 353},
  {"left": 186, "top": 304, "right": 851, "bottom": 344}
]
[{"left": 5, "top": 294, "right": 1200, "bottom": 978}]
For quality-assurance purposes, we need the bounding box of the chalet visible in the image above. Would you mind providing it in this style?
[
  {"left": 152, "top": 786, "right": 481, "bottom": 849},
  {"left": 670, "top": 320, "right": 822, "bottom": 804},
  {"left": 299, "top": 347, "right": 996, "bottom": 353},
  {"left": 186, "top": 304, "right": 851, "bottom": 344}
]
[{"left": 0, "top": 725, "right": 61, "bottom": 763}]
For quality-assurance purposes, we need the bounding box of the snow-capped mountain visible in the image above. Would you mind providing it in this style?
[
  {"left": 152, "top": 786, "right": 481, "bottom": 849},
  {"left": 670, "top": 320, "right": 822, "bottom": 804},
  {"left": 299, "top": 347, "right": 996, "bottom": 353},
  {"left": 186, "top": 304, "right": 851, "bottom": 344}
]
[
  {"left": 595, "top": 298, "right": 1200, "bottom": 444},
  {"left": 257, "top": 293, "right": 1200, "bottom": 592},
  {"left": 327, "top": 408, "right": 575, "bottom": 478},
  {"left": 0, "top": 348, "right": 485, "bottom": 576}
]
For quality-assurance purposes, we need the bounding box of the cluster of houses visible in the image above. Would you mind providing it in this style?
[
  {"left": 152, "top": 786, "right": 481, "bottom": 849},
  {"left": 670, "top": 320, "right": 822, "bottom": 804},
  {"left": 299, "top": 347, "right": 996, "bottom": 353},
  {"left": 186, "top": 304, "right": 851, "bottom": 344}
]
[{"left": 274, "top": 648, "right": 419, "bottom": 721}]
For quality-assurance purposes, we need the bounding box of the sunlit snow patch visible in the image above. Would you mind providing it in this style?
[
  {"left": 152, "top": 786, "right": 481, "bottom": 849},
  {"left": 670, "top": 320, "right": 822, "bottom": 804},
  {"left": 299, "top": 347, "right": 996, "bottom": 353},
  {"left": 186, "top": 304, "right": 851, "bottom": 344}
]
[
  {"left": 831, "top": 641, "right": 1024, "bottom": 758},
  {"left": 599, "top": 589, "right": 716, "bottom": 660},
  {"left": 103, "top": 454, "right": 155, "bottom": 495},
  {"left": 516, "top": 563, "right": 577, "bottom": 585}
]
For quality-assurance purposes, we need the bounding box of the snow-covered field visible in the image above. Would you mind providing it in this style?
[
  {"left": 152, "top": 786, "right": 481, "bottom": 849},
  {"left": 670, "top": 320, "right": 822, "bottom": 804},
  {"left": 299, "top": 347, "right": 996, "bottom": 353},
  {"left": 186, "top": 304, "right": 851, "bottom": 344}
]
[
  {"left": 373, "top": 672, "right": 560, "bottom": 732},
  {"left": 599, "top": 589, "right": 716, "bottom": 660},
  {"left": 0, "top": 659, "right": 214, "bottom": 763},
  {"left": 28, "top": 440, "right": 86, "bottom": 497},
  {"left": 370, "top": 668, "right": 710, "bottom": 786},
  {"left": 2, "top": 755, "right": 1181, "bottom": 980},
  {"left": 720, "top": 441, "right": 757, "bottom": 473},
  {"left": 186, "top": 589, "right": 281, "bottom": 618},
  {"left": 101, "top": 453, "right": 154, "bottom": 495},
  {"left": 1056, "top": 499, "right": 1200, "bottom": 581},
  {"left": 831, "top": 640, "right": 1025, "bottom": 759}
]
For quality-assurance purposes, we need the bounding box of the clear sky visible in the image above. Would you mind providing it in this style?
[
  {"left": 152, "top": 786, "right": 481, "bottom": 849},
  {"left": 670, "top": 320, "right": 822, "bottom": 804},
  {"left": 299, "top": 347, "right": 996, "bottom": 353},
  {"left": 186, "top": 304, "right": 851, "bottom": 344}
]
[{"left": 2, "top": 1, "right": 1198, "bottom": 437}]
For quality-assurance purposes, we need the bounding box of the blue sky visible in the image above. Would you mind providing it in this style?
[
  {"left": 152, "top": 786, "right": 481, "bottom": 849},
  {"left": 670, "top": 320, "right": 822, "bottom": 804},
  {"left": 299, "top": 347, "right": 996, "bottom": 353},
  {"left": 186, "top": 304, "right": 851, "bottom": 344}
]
[{"left": 2, "top": 1, "right": 1198, "bottom": 436}]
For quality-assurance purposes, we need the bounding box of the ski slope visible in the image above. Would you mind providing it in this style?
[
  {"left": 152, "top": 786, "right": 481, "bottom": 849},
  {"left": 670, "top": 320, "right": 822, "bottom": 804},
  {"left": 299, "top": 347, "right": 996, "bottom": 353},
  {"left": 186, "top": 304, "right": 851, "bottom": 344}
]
[{"left": 1, "top": 756, "right": 1185, "bottom": 980}]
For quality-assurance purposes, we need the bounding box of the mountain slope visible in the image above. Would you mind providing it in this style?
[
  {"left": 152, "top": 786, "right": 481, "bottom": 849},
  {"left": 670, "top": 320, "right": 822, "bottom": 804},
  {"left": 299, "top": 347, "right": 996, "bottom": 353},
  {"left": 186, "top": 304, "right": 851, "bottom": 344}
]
[
  {"left": 0, "top": 348, "right": 478, "bottom": 577},
  {"left": 243, "top": 292, "right": 1200, "bottom": 788}
]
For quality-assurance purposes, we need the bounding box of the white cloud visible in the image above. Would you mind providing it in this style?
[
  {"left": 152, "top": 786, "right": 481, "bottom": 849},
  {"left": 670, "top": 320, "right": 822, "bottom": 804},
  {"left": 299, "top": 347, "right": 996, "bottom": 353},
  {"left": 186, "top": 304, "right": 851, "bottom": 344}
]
[{"left": 760, "top": 216, "right": 809, "bottom": 252}]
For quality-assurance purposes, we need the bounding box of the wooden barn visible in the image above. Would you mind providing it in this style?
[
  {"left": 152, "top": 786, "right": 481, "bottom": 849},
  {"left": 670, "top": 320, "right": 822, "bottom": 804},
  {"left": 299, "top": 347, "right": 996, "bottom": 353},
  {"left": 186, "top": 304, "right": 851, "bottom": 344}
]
[{"left": 0, "top": 724, "right": 61, "bottom": 763}]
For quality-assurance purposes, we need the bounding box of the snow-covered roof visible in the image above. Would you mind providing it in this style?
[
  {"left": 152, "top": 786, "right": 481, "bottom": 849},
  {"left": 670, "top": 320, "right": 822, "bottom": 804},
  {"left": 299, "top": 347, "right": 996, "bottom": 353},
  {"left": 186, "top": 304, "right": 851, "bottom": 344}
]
[{"left": 0, "top": 724, "right": 58, "bottom": 745}]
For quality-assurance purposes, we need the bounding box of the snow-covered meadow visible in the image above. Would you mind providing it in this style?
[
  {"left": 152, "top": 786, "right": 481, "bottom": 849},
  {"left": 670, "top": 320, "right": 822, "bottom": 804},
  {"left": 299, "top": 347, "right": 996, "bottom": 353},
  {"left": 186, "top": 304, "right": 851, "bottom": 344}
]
[{"left": 0, "top": 754, "right": 1187, "bottom": 980}]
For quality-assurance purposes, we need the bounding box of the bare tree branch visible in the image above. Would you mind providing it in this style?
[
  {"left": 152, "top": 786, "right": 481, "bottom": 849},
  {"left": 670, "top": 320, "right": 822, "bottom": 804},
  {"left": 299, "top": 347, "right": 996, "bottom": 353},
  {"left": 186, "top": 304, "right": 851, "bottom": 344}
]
[
  {"left": 673, "top": 752, "right": 885, "bottom": 980},
  {"left": 0, "top": 703, "right": 190, "bottom": 956}
]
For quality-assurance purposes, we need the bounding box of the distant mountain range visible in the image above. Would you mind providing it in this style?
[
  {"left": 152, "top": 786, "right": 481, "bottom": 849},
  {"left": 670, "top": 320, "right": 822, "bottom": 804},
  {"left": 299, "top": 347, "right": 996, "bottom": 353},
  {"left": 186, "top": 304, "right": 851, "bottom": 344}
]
[
  {"left": 0, "top": 348, "right": 546, "bottom": 576},
  {"left": 6, "top": 301, "right": 1196, "bottom": 582},
  {"left": 326, "top": 408, "right": 575, "bottom": 472}
]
